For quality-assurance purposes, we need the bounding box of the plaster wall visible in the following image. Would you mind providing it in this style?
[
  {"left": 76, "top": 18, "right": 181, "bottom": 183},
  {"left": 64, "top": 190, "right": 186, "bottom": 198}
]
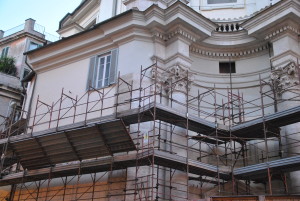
[
  {"left": 190, "top": 53, "right": 273, "bottom": 119},
  {"left": 1, "top": 37, "right": 27, "bottom": 77},
  {"left": 272, "top": 35, "right": 300, "bottom": 57},
  {"left": 28, "top": 40, "right": 154, "bottom": 132},
  {"left": 118, "top": 40, "right": 154, "bottom": 76},
  {"left": 98, "top": 0, "right": 116, "bottom": 23}
]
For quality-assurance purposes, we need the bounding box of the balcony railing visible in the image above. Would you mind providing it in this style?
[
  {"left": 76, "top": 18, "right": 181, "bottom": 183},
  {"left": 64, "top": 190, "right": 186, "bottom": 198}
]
[
  {"left": 2, "top": 21, "right": 59, "bottom": 42},
  {"left": 3, "top": 24, "right": 25, "bottom": 37}
]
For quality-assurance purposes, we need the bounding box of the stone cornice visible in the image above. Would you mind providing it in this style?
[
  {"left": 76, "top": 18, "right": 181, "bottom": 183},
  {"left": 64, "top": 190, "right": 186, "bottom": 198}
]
[
  {"left": 143, "top": 2, "right": 217, "bottom": 37},
  {"left": 241, "top": 0, "right": 300, "bottom": 36},
  {"left": 152, "top": 25, "right": 199, "bottom": 43},
  {"left": 203, "top": 31, "right": 257, "bottom": 46},
  {"left": 270, "top": 50, "right": 300, "bottom": 67},
  {"left": 59, "top": 0, "right": 99, "bottom": 30},
  {"left": 265, "top": 24, "right": 300, "bottom": 40},
  {"left": 190, "top": 43, "right": 269, "bottom": 59},
  {"left": 0, "top": 31, "right": 46, "bottom": 46},
  {"left": 152, "top": 52, "right": 193, "bottom": 66},
  {"left": 57, "top": 23, "right": 85, "bottom": 36}
]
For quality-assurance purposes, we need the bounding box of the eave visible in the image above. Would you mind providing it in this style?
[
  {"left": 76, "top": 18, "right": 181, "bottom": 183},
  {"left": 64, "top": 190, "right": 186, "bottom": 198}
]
[{"left": 59, "top": 0, "right": 98, "bottom": 29}]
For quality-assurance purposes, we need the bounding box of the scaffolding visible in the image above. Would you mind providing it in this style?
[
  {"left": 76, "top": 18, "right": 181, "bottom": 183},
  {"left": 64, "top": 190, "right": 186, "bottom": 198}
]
[{"left": 0, "top": 61, "right": 300, "bottom": 200}]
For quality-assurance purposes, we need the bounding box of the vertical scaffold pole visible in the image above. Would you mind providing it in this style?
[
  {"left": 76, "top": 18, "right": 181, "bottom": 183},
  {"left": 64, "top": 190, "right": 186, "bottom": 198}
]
[
  {"left": 214, "top": 84, "right": 221, "bottom": 194},
  {"left": 186, "top": 70, "right": 190, "bottom": 200},
  {"left": 259, "top": 74, "right": 272, "bottom": 195}
]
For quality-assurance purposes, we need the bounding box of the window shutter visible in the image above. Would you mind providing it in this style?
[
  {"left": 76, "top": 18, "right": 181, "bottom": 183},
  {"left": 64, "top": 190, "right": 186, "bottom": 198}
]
[
  {"left": 86, "top": 56, "right": 97, "bottom": 90},
  {"left": 109, "top": 49, "right": 118, "bottom": 85}
]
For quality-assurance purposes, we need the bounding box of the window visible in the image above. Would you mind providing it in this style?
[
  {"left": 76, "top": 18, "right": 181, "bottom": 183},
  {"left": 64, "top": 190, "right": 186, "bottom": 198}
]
[
  {"left": 29, "top": 42, "right": 42, "bottom": 51},
  {"left": 219, "top": 62, "right": 236, "bottom": 74},
  {"left": 87, "top": 49, "right": 118, "bottom": 90},
  {"left": 22, "top": 68, "right": 31, "bottom": 79},
  {"left": 208, "top": 0, "right": 237, "bottom": 4},
  {"left": 202, "top": 0, "right": 244, "bottom": 10},
  {"left": 1, "top": 47, "right": 9, "bottom": 58}
]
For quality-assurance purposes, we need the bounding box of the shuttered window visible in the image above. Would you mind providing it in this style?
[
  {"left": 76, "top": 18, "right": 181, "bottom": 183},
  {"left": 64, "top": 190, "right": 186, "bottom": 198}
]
[{"left": 86, "top": 49, "right": 118, "bottom": 90}]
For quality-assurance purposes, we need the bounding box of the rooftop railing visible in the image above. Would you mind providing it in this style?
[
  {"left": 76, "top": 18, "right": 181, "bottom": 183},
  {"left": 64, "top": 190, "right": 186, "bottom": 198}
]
[{"left": 1, "top": 19, "right": 59, "bottom": 42}]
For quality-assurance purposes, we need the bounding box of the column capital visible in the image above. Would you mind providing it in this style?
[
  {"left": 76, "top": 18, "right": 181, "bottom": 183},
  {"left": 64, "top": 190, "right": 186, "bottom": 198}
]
[
  {"left": 270, "top": 61, "right": 300, "bottom": 94},
  {"left": 152, "top": 64, "right": 193, "bottom": 94}
]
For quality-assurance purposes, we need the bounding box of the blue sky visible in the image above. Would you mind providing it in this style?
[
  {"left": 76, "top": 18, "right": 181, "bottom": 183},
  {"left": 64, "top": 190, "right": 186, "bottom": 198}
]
[{"left": 0, "top": 0, "right": 82, "bottom": 37}]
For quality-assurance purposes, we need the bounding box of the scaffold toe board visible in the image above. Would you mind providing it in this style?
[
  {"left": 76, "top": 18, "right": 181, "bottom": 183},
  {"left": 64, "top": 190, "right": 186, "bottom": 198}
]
[{"left": 8, "top": 119, "right": 135, "bottom": 170}]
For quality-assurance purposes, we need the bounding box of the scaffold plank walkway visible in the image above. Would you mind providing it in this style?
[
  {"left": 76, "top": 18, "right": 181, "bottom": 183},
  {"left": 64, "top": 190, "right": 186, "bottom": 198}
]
[
  {"left": 234, "top": 155, "right": 300, "bottom": 180},
  {"left": 0, "top": 150, "right": 230, "bottom": 186}
]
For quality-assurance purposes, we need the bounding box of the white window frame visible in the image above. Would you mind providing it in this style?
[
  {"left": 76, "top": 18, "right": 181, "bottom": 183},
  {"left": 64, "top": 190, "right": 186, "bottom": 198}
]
[
  {"left": 94, "top": 53, "right": 112, "bottom": 89},
  {"left": 87, "top": 49, "right": 118, "bottom": 90},
  {"left": 201, "top": 0, "right": 244, "bottom": 10}
]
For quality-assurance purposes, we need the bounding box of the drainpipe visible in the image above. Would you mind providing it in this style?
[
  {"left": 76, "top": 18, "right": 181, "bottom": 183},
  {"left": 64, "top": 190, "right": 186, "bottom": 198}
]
[{"left": 22, "top": 56, "right": 38, "bottom": 132}]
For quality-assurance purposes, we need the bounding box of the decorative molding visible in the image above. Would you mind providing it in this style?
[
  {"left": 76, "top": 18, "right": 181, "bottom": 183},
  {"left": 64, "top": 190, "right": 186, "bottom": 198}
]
[
  {"left": 265, "top": 25, "right": 300, "bottom": 40},
  {"left": 151, "top": 65, "right": 192, "bottom": 94},
  {"left": 241, "top": 0, "right": 300, "bottom": 35},
  {"left": 152, "top": 27, "right": 198, "bottom": 42},
  {"left": 270, "top": 62, "right": 300, "bottom": 94},
  {"left": 190, "top": 44, "right": 269, "bottom": 59}
]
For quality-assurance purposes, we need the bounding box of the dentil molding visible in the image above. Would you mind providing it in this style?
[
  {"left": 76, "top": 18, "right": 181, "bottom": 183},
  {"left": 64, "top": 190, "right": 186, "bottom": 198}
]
[
  {"left": 265, "top": 25, "right": 300, "bottom": 40},
  {"left": 190, "top": 44, "right": 269, "bottom": 59}
]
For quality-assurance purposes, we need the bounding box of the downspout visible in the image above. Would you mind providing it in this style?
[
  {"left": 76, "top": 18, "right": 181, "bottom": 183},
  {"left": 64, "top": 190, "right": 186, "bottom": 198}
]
[{"left": 23, "top": 55, "right": 38, "bottom": 133}]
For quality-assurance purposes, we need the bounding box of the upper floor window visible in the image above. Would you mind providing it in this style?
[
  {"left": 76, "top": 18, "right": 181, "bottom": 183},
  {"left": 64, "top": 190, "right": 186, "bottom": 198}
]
[
  {"left": 29, "top": 42, "right": 42, "bottom": 51},
  {"left": 1, "top": 47, "right": 9, "bottom": 58},
  {"left": 219, "top": 62, "right": 236, "bottom": 74},
  {"left": 22, "top": 67, "right": 31, "bottom": 79},
  {"left": 207, "top": 0, "right": 237, "bottom": 4},
  {"left": 202, "top": 0, "right": 244, "bottom": 10},
  {"left": 87, "top": 49, "right": 118, "bottom": 90}
]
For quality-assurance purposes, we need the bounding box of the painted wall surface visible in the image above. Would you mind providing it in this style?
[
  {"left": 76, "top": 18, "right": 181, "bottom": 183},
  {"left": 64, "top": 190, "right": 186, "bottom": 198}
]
[
  {"left": 190, "top": 53, "right": 273, "bottom": 119},
  {"left": 28, "top": 39, "right": 154, "bottom": 133},
  {"left": 0, "top": 37, "right": 26, "bottom": 78},
  {"left": 118, "top": 40, "right": 154, "bottom": 76}
]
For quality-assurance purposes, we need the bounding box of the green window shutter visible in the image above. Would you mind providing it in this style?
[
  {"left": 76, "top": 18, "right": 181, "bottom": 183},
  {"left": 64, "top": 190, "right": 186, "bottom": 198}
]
[
  {"left": 86, "top": 56, "right": 97, "bottom": 90},
  {"left": 1, "top": 47, "right": 9, "bottom": 58},
  {"left": 109, "top": 49, "right": 118, "bottom": 85}
]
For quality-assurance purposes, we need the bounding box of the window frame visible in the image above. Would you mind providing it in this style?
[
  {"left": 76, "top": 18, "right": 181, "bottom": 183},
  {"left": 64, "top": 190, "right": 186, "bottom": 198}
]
[
  {"left": 94, "top": 53, "right": 112, "bottom": 89},
  {"left": 201, "top": 0, "right": 244, "bottom": 10},
  {"left": 87, "top": 49, "right": 118, "bottom": 91}
]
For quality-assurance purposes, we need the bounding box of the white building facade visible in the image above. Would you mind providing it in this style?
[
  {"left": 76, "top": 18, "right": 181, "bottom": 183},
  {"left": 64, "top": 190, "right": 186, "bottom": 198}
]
[{"left": 0, "top": 0, "right": 299, "bottom": 200}]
